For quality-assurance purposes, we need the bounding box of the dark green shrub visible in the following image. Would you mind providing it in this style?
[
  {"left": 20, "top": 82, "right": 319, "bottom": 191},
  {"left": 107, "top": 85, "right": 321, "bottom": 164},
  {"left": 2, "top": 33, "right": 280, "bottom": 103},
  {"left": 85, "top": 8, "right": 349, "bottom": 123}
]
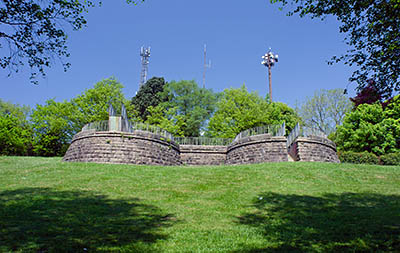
[
  {"left": 338, "top": 151, "right": 359, "bottom": 164},
  {"left": 380, "top": 153, "right": 400, "bottom": 165},
  {"left": 358, "top": 152, "right": 380, "bottom": 164},
  {"left": 338, "top": 151, "right": 380, "bottom": 164}
]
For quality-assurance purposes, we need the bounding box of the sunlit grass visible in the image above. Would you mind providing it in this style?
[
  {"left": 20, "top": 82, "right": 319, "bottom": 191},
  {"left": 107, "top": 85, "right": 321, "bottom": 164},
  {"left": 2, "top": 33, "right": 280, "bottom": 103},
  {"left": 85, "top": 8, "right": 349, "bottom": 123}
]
[{"left": 0, "top": 156, "right": 399, "bottom": 252}]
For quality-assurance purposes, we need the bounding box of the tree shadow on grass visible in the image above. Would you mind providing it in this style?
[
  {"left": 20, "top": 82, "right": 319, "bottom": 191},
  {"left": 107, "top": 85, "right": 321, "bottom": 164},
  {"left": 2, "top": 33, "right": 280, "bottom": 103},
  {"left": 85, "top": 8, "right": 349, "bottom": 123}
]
[
  {"left": 236, "top": 192, "right": 400, "bottom": 252},
  {"left": 0, "top": 188, "right": 176, "bottom": 252}
]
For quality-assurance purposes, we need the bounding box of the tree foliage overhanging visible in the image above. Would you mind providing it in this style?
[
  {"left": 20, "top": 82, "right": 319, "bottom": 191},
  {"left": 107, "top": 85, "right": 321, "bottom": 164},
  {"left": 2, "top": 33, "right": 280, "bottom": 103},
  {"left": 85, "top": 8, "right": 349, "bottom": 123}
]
[
  {"left": 0, "top": 0, "right": 143, "bottom": 83},
  {"left": 271, "top": 0, "right": 400, "bottom": 98}
]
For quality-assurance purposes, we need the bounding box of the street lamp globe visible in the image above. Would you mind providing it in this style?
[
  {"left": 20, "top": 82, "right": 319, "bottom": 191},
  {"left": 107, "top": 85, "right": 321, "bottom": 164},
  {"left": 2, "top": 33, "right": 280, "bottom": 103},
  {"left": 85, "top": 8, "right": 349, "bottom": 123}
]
[{"left": 261, "top": 48, "right": 279, "bottom": 102}]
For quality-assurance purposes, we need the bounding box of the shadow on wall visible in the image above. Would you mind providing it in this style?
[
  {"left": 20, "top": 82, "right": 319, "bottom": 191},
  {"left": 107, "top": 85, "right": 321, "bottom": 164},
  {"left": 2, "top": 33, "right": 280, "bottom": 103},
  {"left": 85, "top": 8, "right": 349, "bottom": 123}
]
[
  {"left": 0, "top": 188, "right": 176, "bottom": 252},
  {"left": 236, "top": 192, "right": 400, "bottom": 252}
]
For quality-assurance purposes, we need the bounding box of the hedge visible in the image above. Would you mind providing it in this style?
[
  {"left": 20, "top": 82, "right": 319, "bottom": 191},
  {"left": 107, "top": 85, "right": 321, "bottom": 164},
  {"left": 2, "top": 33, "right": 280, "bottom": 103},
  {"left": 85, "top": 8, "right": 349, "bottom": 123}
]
[
  {"left": 380, "top": 153, "right": 400, "bottom": 166},
  {"left": 338, "top": 151, "right": 400, "bottom": 165},
  {"left": 338, "top": 151, "right": 380, "bottom": 164}
]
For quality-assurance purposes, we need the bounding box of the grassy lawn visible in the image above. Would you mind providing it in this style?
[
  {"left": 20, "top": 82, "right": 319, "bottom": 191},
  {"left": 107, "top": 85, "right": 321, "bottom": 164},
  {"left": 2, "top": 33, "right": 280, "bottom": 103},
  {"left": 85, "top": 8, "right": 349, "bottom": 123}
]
[{"left": 0, "top": 156, "right": 399, "bottom": 252}]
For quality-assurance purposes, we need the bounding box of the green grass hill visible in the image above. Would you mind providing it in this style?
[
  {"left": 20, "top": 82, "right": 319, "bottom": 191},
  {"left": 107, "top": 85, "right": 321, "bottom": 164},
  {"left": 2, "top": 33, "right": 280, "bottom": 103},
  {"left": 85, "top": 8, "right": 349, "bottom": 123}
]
[{"left": 0, "top": 157, "right": 399, "bottom": 252}]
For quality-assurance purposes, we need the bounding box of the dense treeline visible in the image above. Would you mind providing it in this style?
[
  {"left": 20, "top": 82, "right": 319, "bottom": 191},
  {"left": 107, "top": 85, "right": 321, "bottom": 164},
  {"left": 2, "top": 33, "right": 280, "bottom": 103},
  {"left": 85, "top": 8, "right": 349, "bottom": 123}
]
[
  {"left": 1, "top": 76, "right": 399, "bottom": 160},
  {"left": 1, "top": 78, "right": 133, "bottom": 156},
  {"left": 133, "top": 79, "right": 299, "bottom": 138},
  {"left": 0, "top": 77, "right": 300, "bottom": 156}
]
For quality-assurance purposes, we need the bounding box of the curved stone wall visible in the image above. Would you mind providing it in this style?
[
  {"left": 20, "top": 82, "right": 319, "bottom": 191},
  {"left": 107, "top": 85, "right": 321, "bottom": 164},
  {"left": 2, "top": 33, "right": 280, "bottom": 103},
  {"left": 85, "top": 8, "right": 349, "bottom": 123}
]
[
  {"left": 180, "top": 145, "right": 227, "bottom": 165},
  {"left": 294, "top": 136, "right": 340, "bottom": 163},
  {"left": 63, "top": 130, "right": 181, "bottom": 165},
  {"left": 226, "top": 134, "right": 288, "bottom": 164},
  {"left": 64, "top": 130, "right": 340, "bottom": 165}
]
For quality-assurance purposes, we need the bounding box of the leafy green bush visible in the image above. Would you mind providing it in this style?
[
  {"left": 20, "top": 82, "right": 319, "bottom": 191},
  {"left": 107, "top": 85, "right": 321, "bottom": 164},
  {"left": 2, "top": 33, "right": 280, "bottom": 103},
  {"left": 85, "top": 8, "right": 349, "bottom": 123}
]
[
  {"left": 336, "top": 96, "right": 400, "bottom": 156},
  {"left": 380, "top": 153, "right": 400, "bottom": 165},
  {"left": 359, "top": 152, "right": 380, "bottom": 164},
  {"left": 338, "top": 151, "right": 380, "bottom": 164},
  {"left": 0, "top": 114, "right": 32, "bottom": 156},
  {"left": 338, "top": 151, "right": 358, "bottom": 164}
]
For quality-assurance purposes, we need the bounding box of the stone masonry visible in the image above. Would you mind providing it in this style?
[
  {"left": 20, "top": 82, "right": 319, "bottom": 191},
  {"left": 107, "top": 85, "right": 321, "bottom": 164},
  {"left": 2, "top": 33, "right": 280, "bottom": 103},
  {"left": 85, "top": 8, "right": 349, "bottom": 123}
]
[
  {"left": 63, "top": 130, "right": 181, "bottom": 165},
  {"left": 294, "top": 136, "right": 340, "bottom": 163},
  {"left": 64, "top": 129, "right": 340, "bottom": 165},
  {"left": 180, "top": 145, "right": 227, "bottom": 165},
  {"left": 226, "top": 134, "right": 288, "bottom": 164}
]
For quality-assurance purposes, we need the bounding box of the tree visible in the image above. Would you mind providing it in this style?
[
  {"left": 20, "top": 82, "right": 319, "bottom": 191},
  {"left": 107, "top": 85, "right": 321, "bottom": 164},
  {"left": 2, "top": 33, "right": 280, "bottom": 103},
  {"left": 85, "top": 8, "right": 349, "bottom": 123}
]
[
  {"left": 271, "top": 0, "right": 400, "bottom": 98},
  {"left": 207, "top": 85, "right": 300, "bottom": 138},
  {"left": 0, "top": 99, "right": 32, "bottom": 155},
  {"left": 160, "top": 80, "right": 218, "bottom": 137},
  {"left": 0, "top": 0, "right": 143, "bottom": 83},
  {"left": 299, "top": 89, "right": 352, "bottom": 135},
  {"left": 0, "top": 100, "right": 32, "bottom": 155},
  {"left": 0, "top": 114, "right": 32, "bottom": 155},
  {"left": 145, "top": 105, "right": 186, "bottom": 137},
  {"left": 270, "top": 102, "right": 301, "bottom": 133},
  {"left": 30, "top": 99, "right": 77, "bottom": 156},
  {"left": 0, "top": 99, "right": 30, "bottom": 121},
  {"left": 30, "top": 77, "right": 135, "bottom": 156},
  {"left": 72, "top": 77, "right": 136, "bottom": 129},
  {"left": 350, "top": 80, "right": 383, "bottom": 108},
  {"left": 335, "top": 95, "right": 400, "bottom": 155},
  {"left": 131, "top": 77, "right": 167, "bottom": 121}
]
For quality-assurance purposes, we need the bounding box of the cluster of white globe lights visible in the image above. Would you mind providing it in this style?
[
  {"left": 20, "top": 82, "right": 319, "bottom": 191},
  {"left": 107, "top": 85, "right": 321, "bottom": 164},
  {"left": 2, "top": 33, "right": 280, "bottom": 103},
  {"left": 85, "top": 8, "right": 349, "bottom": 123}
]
[
  {"left": 261, "top": 48, "right": 279, "bottom": 67},
  {"left": 261, "top": 48, "right": 279, "bottom": 102}
]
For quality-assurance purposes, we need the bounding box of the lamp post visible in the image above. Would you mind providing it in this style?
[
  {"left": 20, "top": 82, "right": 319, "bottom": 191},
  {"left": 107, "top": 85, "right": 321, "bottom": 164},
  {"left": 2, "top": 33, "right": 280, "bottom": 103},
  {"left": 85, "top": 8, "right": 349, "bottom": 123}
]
[{"left": 261, "top": 48, "right": 279, "bottom": 102}]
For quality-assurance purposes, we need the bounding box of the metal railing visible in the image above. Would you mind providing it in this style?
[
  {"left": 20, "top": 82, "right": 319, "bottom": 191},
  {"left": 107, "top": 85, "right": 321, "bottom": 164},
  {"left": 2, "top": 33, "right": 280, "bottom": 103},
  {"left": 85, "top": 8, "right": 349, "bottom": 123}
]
[
  {"left": 302, "top": 127, "right": 327, "bottom": 139},
  {"left": 286, "top": 123, "right": 300, "bottom": 148},
  {"left": 174, "top": 137, "right": 233, "bottom": 146},
  {"left": 82, "top": 120, "right": 174, "bottom": 141},
  {"left": 286, "top": 123, "right": 327, "bottom": 147},
  {"left": 82, "top": 120, "right": 109, "bottom": 132},
  {"left": 82, "top": 119, "right": 291, "bottom": 147},
  {"left": 233, "top": 122, "right": 286, "bottom": 142},
  {"left": 123, "top": 121, "right": 175, "bottom": 141}
]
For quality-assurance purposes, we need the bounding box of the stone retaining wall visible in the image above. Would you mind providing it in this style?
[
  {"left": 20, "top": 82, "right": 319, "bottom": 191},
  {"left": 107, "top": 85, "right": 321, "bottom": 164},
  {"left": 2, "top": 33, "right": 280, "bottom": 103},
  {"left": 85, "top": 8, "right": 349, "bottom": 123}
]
[
  {"left": 226, "top": 134, "right": 288, "bottom": 164},
  {"left": 294, "top": 136, "right": 340, "bottom": 163},
  {"left": 64, "top": 130, "right": 340, "bottom": 165},
  {"left": 63, "top": 130, "right": 181, "bottom": 165},
  {"left": 180, "top": 145, "right": 227, "bottom": 165}
]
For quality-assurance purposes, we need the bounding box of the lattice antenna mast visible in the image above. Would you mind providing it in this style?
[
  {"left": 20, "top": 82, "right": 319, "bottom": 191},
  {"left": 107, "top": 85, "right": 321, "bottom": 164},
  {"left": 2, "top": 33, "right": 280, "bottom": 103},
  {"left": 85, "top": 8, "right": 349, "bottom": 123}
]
[
  {"left": 139, "top": 46, "right": 151, "bottom": 88},
  {"left": 202, "top": 44, "right": 211, "bottom": 89}
]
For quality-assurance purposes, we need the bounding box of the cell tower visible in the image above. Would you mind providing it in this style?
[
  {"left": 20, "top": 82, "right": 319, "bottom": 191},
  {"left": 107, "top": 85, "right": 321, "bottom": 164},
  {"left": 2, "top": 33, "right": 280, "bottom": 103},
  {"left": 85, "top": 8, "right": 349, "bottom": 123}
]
[{"left": 139, "top": 46, "right": 151, "bottom": 88}]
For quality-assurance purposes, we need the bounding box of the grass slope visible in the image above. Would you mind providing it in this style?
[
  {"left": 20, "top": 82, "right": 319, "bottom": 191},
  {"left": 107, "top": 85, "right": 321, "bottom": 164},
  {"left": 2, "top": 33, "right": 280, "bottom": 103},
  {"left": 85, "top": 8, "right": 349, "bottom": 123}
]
[{"left": 0, "top": 156, "right": 399, "bottom": 252}]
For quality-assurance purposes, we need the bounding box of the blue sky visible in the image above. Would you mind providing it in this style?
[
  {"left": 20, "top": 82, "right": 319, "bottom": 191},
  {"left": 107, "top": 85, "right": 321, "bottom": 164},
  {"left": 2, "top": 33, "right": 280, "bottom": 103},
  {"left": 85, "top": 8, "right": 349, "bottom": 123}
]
[{"left": 1, "top": 0, "right": 357, "bottom": 108}]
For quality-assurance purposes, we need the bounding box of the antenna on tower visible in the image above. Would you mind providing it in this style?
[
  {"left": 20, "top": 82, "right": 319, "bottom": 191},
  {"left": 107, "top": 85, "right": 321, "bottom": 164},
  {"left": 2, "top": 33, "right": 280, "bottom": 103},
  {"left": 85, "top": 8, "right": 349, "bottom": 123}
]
[
  {"left": 203, "top": 44, "right": 211, "bottom": 89},
  {"left": 139, "top": 46, "right": 151, "bottom": 88}
]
